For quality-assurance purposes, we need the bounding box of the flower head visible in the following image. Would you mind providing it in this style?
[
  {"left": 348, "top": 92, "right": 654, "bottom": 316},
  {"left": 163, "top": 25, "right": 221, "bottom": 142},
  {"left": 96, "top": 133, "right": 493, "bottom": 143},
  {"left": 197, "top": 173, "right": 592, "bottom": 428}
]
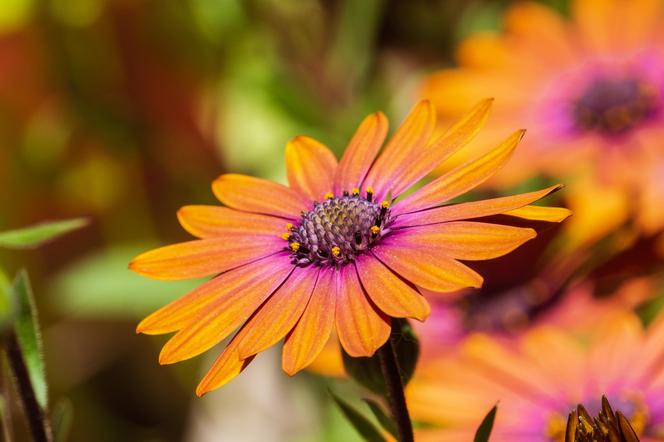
[
  {"left": 130, "top": 99, "right": 569, "bottom": 395},
  {"left": 408, "top": 313, "right": 664, "bottom": 441},
  {"left": 421, "top": 0, "right": 664, "bottom": 234}
]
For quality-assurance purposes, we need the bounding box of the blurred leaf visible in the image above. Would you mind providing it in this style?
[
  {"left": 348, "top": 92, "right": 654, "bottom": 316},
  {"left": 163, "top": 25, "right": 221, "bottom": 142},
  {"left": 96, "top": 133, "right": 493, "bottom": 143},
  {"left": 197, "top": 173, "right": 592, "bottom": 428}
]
[
  {"left": 342, "top": 319, "right": 419, "bottom": 396},
  {"left": 51, "top": 244, "right": 201, "bottom": 318},
  {"left": 12, "top": 270, "right": 48, "bottom": 409},
  {"left": 0, "top": 0, "right": 33, "bottom": 33},
  {"left": 363, "top": 398, "right": 397, "bottom": 438},
  {"left": 329, "top": 390, "right": 386, "bottom": 442},
  {"left": 0, "top": 269, "right": 14, "bottom": 331},
  {"left": 0, "top": 218, "right": 88, "bottom": 250},
  {"left": 474, "top": 404, "right": 498, "bottom": 442},
  {"left": 52, "top": 398, "right": 73, "bottom": 442},
  {"left": 637, "top": 289, "right": 664, "bottom": 326}
]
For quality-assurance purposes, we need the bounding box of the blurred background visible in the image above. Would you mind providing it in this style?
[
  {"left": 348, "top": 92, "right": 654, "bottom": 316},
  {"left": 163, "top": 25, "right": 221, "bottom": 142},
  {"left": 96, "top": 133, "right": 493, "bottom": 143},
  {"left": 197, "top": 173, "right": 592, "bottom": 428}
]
[{"left": 0, "top": 0, "right": 632, "bottom": 441}]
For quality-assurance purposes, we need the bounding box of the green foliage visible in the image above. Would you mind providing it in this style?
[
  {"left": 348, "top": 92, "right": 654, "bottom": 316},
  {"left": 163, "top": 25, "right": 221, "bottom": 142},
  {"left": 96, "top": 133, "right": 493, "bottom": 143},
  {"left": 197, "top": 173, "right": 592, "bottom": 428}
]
[
  {"left": 342, "top": 319, "right": 419, "bottom": 396},
  {"left": 0, "top": 269, "right": 14, "bottom": 331},
  {"left": 474, "top": 404, "right": 498, "bottom": 442},
  {"left": 52, "top": 398, "right": 74, "bottom": 442},
  {"left": 329, "top": 390, "right": 386, "bottom": 442},
  {"left": 0, "top": 218, "right": 88, "bottom": 250},
  {"left": 51, "top": 244, "right": 200, "bottom": 318},
  {"left": 363, "top": 398, "right": 397, "bottom": 438},
  {"left": 12, "top": 270, "right": 48, "bottom": 409}
]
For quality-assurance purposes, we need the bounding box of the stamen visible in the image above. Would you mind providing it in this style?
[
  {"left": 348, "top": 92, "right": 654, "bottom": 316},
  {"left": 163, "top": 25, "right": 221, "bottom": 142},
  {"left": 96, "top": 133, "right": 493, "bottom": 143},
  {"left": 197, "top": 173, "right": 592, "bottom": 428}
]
[
  {"left": 331, "top": 246, "right": 341, "bottom": 257},
  {"left": 381, "top": 200, "right": 390, "bottom": 209},
  {"left": 290, "top": 242, "right": 301, "bottom": 252},
  {"left": 281, "top": 232, "right": 291, "bottom": 240},
  {"left": 324, "top": 192, "right": 334, "bottom": 200},
  {"left": 286, "top": 223, "right": 293, "bottom": 230},
  {"left": 351, "top": 187, "right": 360, "bottom": 195},
  {"left": 366, "top": 187, "right": 374, "bottom": 201},
  {"left": 370, "top": 225, "right": 380, "bottom": 235}
]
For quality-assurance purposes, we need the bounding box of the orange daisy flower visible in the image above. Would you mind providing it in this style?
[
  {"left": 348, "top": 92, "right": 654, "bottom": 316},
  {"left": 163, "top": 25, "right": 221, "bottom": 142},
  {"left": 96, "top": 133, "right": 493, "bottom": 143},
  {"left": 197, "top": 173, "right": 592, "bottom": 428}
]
[
  {"left": 408, "top": 312, "right": 664, "bottom": 442},
  {"left": 130, "top": 99, "right": 569, "bottom": 395},
  {"left": 421, "top": 0, "right": 664, "bottom": 234}
]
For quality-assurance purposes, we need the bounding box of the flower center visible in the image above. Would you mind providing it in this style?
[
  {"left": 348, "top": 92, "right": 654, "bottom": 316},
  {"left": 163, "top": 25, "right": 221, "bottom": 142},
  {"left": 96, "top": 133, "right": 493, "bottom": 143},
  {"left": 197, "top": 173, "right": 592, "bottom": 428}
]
[
  {"left": 283, "top": 189, "right": 392, "bottom": 267},
  {"left": 572, "top": 76, "right": 660, "bottom": 135}
]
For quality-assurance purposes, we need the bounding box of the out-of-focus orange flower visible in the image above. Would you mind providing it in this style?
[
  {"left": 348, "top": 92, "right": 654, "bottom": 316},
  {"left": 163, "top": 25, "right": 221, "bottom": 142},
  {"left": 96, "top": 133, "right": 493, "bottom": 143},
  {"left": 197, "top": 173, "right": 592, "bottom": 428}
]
[
  {"left": 422, "top": 0, "right": 664, "bottom": 235},
  {"left": 408, "top": 312, "right": 664, "bottom": 442},
  {"left": 129, "top": 99, "right": 569, "bottom": 395}
]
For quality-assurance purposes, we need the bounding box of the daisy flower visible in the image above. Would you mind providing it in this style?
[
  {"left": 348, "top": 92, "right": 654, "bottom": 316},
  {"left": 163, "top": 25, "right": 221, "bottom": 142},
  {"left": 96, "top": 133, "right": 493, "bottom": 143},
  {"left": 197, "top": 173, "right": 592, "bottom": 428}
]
[
  {"left": 408, "top": 312, "right": 664, "bottom": 442},
  {"left": 421, "top": 0, "right": 664, "bottom": 234},
  {"left": 130, "top": 99, "right": 569, "bottom": 395}
]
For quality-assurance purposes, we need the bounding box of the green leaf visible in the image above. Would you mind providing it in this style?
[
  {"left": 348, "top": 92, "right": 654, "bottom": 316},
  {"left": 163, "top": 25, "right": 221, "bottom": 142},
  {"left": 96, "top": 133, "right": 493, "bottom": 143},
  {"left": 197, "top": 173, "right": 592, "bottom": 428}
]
[
  {"left": 12, "top": 270, "right": 48, "bottom": 408},
  {"left": 0, "top": 218, "right": 88, "bottom": 249},
  {"left": 329, "top": 390, "right": 386, "bottom": 442},
  {"left": 474, "top": 404, "right": 498, "bottom": 442},
  {"left": 342, "top": 319, "right": 420, "bottom": 396},
  {"left": 363, "top": 399, "right": 397, "bottom": 438},
  {"left": 50, "top": 244, "right": 201, "bottom": 318},
  {"left": 52, "top": 398, "right": 73, "bottom": 442},
  {"left": 0, "top": 268, "right": 14, "bottom": 331}
]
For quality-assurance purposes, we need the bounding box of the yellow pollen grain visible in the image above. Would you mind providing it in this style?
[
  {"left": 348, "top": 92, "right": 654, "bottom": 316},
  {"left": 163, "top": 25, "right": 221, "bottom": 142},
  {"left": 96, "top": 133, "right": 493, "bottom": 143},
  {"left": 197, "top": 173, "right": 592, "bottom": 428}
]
[
  {"left": 285, "top": 223, "right": 293, "bottom": 230},
  {"left": 290, "top": 242, "right": 300, "bottom": 252},
  {"left": 331, "top": 246, "right": 341, "bottom": 257},
  {"left": 370, "top": 225, "right": 380, "bottom": 235},
  {"left": 281, "top": 232, "right": 291, "bottom": 240},
  {"left": 351, "top": 187, "right": 360, "bottom": 195},
  {"left": 325, "top": 192, "right": 334, "bottom": 199},
  {"left": 365, "top": 186, "right": 374, "bottom": 194},
  {"left": 381, "top": 200, "right": 390, "bottom": 209}
]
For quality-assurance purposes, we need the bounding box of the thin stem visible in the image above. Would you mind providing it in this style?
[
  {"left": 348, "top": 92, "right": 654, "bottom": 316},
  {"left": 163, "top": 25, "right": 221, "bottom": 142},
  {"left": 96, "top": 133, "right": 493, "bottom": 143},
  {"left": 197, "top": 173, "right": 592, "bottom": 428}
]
[
  {"left": 377, "top": 330, "right": 414, "bottom": 442},
  {"left": 5, "top": 331, "right": 51, "bottom": 442}
]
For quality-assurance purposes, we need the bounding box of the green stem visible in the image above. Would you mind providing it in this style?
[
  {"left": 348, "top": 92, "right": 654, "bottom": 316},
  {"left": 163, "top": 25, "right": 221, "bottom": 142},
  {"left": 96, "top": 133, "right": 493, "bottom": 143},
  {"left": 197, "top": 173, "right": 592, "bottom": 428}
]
[
  {"left": 5, "top": 331, "right": 51, "bottom": 442},
  {"left": 377, "top": 330, "right": 414, "bottom": 442}
]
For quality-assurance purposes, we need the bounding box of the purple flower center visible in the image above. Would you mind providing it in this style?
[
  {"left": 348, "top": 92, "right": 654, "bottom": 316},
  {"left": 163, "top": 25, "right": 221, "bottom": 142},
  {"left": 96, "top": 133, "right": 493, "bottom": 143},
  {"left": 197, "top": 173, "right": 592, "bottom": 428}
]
[
  {"left": 572, "top": 77, "right": 660, "bottom": 135},
  {"left": 286, "top": 191, "right": 392, "bottom": 267}
]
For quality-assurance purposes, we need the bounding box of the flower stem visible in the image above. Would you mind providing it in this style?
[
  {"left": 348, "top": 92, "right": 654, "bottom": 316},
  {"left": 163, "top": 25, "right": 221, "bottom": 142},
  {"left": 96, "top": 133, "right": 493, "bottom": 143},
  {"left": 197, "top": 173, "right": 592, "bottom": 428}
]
[
  {"left": 377, "top": 329, "right": 414, "bottom": 442},
  {"left": 5, "top": 331, "right": 52, "bottom": 442}
]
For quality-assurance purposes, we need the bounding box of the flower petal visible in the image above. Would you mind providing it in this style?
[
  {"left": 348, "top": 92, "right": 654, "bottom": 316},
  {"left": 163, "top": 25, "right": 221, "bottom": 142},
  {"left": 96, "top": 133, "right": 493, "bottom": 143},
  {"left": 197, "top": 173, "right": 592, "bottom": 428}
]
[
  {"left": 195, "top": 332, "right": 256, "bottom": 396},
  {"left": 395, "top": 129, "right": 525, "bottom": 213},
  {"left": 355, "top": 254, "right": 430, "bottom": 321},
  {"left": 285, "top": 136, "right": 338, "bottom": 201},
  {"left": 371, "top": 99, "right": 493, "bottom": 199},
  {"left": 282, "top": 268, "right": 337, "bottom": 375},
  {"left": 393, "top": 185, "right": 565, "bottom": 226},
  {"left": 391, "top": 222, "right": 537, "bottom": 261},
  {"left": 136, "top": 254, "right": 288, "bottom": 335},
  {"left": 158, "top": 261, "right": 294, "bottom": 364},
  {"left": 363, "top": 101, "right": 436, "bottom": 200},
  {"left": 177, "top": 205, "right": 286, "bottom": 238},
  {"left": 503, "top": 205, "right": 572, "bottom": 223},
  {"left": 129, "top": 235, "right": 285, "bottom": 280},
  {"left": 335, "top": 265, "right": 391, "bottom": 357},
  {"left": 372, "top": 241, "right": 483, "bottom": 293},
  {"left": 212, "top": 174, "right": 310, "bottom": 219},
  {"left": 236, "top": 267, "right": 320, "bottom": 359},
  {"left": 334, "top": 112, "right": 388, "bottom": 194}
]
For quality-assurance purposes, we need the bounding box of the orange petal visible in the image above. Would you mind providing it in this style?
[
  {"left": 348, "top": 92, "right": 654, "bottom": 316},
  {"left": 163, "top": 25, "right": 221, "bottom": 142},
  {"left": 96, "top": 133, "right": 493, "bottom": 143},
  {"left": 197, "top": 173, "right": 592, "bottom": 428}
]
[
  {"left": 282, "top": 268, "right": 337, "bottom": 375},
  {"left": 236, "top": 267, "right": 320, "bottom": 359},
  {"left": 376, "top": 98, "right": 493, "bottom": 199},
  {"left": 196, "top": 331, "right": 256, "bottom": 396},
  {"left": 158, "top": 262, "right": 294, "bottom": 364},
  {"left": 212, "top": 174, "right": 310, "bottom": 219},
  {"left": 354, "top": 255, "right": 430, "bottom": 321},
  {"left": 394, "top": 184, "right": 563, "bottom": 221},
  {"left": 177, "top": 205, "right": 285, "bottom": 238},
  {"left": 285, "top": 136, "right": 338, "bottom": 201},
  {"left": 364, "top": 101, "right": 436, "bottom": 200},
  {"left": 129, "top": 236, "right": 285, "bottom": 280},
  {"left": 333, "top": 112, "right": 388, "bottom": 194},
  {"left": 390, "top": 222, "right": 536, "bottom": 261},
  {"left": 335, "top": 265, "right": 391, "bottom": 357},
  {"left": 372, "top": 242, "right": 483, "bottom": 293},
  {"left": 136, "top": 254, "right": 288, "bottom": 335},
  {"left": 503, "top": 205, "right": 572, "bottom": 223},
  {"left": 397, "top": 130, "right": 525, "bottom": 213}
]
